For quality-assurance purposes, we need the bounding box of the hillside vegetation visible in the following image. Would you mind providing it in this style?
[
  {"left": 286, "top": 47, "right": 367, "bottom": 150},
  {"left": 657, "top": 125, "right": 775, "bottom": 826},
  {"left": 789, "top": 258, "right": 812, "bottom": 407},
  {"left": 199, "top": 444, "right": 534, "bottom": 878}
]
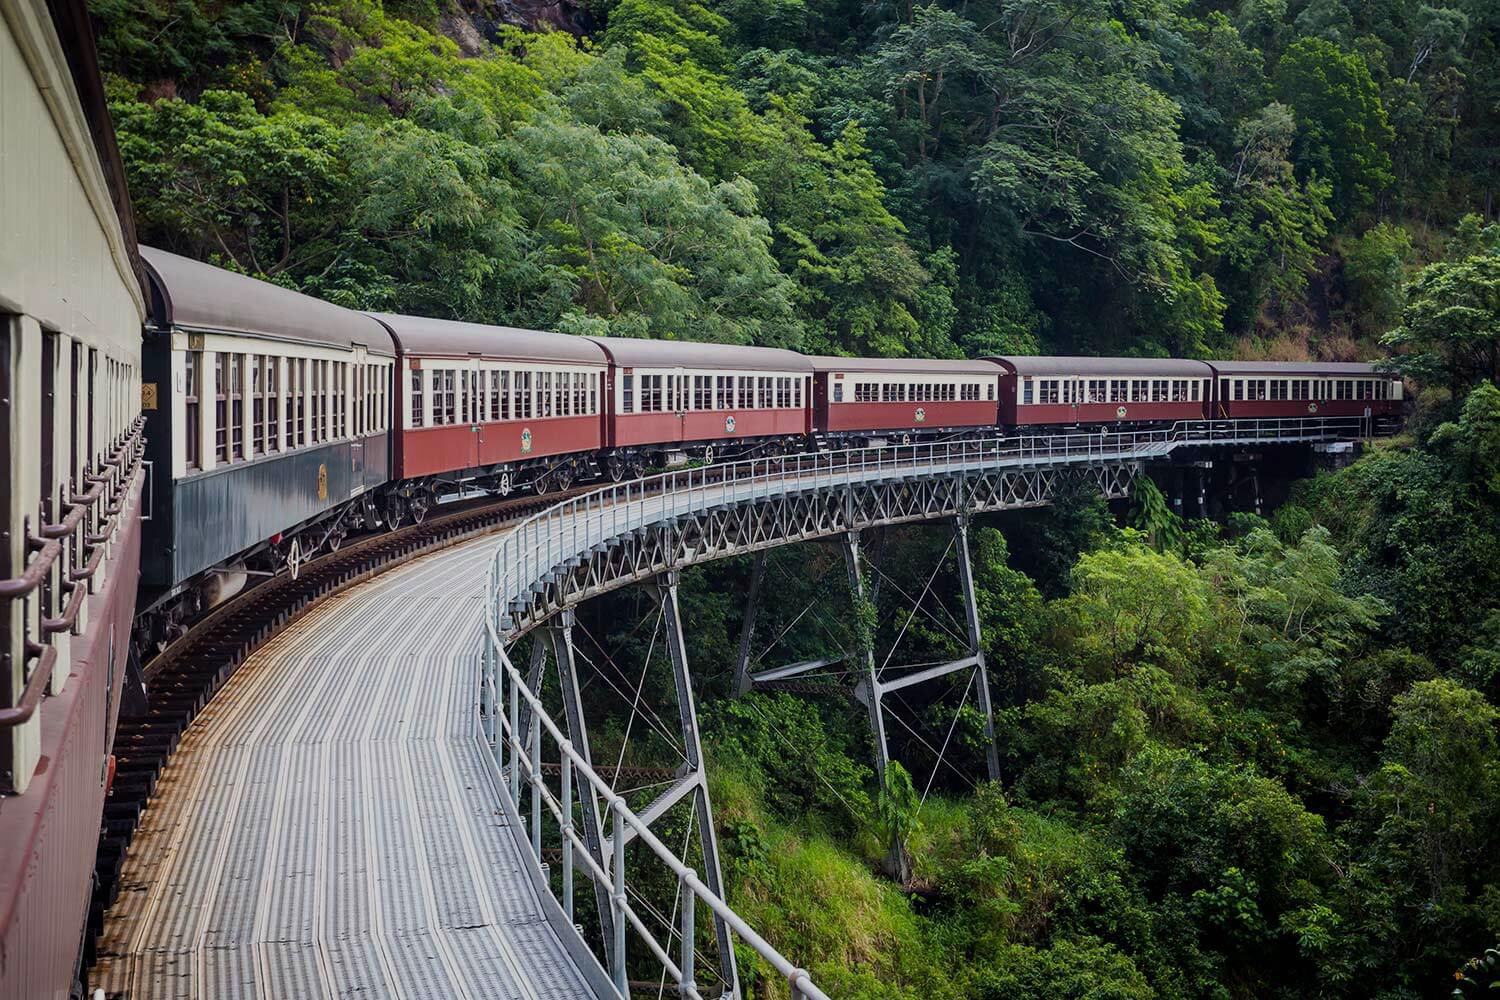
[
  {"left": 94, "top": 0, "right": 1498, "bottom": 360},
  {"left": 90, "top": 0, "right": 1500, "bottom": 995}
]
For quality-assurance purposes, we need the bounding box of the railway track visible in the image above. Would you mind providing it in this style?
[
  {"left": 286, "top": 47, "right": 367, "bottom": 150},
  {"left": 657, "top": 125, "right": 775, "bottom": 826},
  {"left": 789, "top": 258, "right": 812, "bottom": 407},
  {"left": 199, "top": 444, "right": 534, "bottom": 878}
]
[{"left": 87, "top": 485, "right": 588, "bottom": 971}]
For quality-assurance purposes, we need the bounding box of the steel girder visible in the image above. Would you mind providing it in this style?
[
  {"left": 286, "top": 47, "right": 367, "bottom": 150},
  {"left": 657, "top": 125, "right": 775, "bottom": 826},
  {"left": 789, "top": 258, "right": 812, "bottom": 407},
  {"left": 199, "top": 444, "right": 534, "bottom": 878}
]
[{"left": 501, "top": 460, "right": 1139, "bottom": 637}]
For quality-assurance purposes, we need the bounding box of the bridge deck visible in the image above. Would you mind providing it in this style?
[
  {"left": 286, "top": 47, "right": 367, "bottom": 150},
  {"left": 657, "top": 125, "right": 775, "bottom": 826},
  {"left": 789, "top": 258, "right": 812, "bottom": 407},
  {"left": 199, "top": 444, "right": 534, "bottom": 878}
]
[{"left": 92, "top": 535, "right": 601, "bottom": 999}]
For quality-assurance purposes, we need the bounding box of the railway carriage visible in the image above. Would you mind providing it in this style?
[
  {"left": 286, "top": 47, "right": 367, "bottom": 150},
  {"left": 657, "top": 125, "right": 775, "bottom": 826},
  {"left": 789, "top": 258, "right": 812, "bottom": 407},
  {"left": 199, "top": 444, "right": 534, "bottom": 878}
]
[
  {"left": 586, "top": 336, "right": 813, "bottom": 471},
  {"left": 991, "top": 356, "right": 1214, "bottom": 429},
  {"left": 137, "top": 248, "right": 397, "bottom": 637},
  {"left": 811, "top": 356, "right": 1000, "bottom": 444},
  {"left": 1, "top": 0, "right": 149, "bottom": 994},
  {"left": 1207, "top": 360, "right": 1402, "bottom": 426},
  {"left": 373, "top": 314, "right": 609, "bottom": 496}
]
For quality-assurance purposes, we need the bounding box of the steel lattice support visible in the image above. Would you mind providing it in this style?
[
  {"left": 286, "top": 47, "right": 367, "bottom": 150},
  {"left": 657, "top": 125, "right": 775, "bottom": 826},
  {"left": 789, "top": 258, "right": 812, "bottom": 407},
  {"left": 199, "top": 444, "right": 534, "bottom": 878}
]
[
  {"left": 546, "top": 611, "right": 616, "bottom": 955},
  {"left": 843, "top": 531, "right": 891, "bottom": 785},
  {"left": 954, "top": 515, "right": 1001, "bottom": 783},
  {"left": 732, "top": 551, "right": 767, "bottom": 697},
  {"left": 502, "top": 460, "right": 1141, "bottom": 638},
  {"left": 644, "top": 571, "right": 741, "bottom": 1000}
]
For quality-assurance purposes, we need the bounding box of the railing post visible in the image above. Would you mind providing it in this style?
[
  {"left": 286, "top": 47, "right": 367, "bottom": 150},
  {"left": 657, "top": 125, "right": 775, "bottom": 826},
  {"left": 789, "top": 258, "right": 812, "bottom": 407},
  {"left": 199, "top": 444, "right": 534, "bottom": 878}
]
[
  {"left": 612, "top": 801, "right": 628, "bottom": 998},
  {"left": 561, "top": 742, "right": 574, "bottom": 923},
  {"left": 679, "top": 868, "right": 696, "bottom": 999},
  {"left": 508, "top": 658, "right": 520, "bottom": 803},
  {"left": 530, "top": 698, "right": 542, "bottom": 859}
]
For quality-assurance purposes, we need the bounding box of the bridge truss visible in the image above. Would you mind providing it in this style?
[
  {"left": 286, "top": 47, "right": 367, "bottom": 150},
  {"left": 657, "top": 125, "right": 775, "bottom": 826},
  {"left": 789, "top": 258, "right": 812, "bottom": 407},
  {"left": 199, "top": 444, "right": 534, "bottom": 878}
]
[{"left": 479, "top": 417, "right": 1377, "bottom": 998}]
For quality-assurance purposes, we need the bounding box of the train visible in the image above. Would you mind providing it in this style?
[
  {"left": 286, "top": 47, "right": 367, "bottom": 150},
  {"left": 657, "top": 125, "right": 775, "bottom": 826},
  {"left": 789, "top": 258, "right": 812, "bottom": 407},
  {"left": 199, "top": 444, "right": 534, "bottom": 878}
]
[
  {"left": 1, "top": 3, "right": 1405, "bottom": 995},
  {"left": 132, "top": 244, "right": 1406, "bottom": 655}
]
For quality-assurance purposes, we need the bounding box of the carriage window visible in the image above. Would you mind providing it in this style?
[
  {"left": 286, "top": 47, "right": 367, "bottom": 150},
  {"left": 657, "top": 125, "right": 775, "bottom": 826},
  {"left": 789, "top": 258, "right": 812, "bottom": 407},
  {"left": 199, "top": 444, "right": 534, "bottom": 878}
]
[
  {"left": 1233, "top": 379, "right": 1245, "bottom": 401},
  {"left": 833, "top": 381, "right": 844, "bottom": 403},
  {"left": 1191, "top": 380, "right": 1201, "bottom": 402},
  {"left": 776, "top": 377, "right": 792, "bottom": 408},
  {"left": 755, "top": 377, "right": 769, "bottom": 408},
  {"left": 590, "top": 371, "right": 599, "bottom": 414},
  {"left": 233, "top": 354, "right": 247, "bottom": 457},
  {"left": 640, "top": 374, "right": 660, "bottom": 412},
  {"left": 267, "top": 360, "right": 280, "bottom": 449},
  {"left": 1041, "top": 380, "right": 1060, "bottom": 405},
  {"left": 514, "top": 371, "right": 531, "bottom": 418},
  {"left": 854, "top": 382, "right": 875, "bottom": 402},
  {"left": 215, "top": 354, "right": 229, "bottom": 462},
  {"left": 622, "top": 373, "right": 634, "bottom": 413},
  {"left": 693, "top": 375, "right": 708, "bottom": 410},
  {"left": 961, "top": 383, "right": 978, "bottom": 401},
  {"left": 251, "top": 356, "right": 264, "bottom": 454},
  {"left": 1022, "top": 379, "right": 1034, "bottom": 405},
  {"left": 1086, "top": 379, "right": 1105, "bottom": 403},
  {"left": 715, "top": 375, "right": 730, "bottom": 409},
  {"left": 184, "top": 352, "right": 200, "bottom": 469},
  {"left": 411, "top": 368, "right": 425, "bottom": 427}
]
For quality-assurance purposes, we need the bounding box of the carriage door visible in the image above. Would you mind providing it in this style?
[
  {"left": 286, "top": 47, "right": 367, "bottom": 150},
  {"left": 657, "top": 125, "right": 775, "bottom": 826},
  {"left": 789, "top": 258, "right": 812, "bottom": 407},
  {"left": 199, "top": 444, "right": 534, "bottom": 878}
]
[
  {"left": 1068, "top": 376, "right": 1081, "bottom": 424},
  {"left": 351, "top": 346, "right": 367, "bottom": 486},
  {"left": 467, "top": 356, "right": 483, "bottom": 469},
  {"left": 672, "top": 369, "right": 687, "bottom": 443}
]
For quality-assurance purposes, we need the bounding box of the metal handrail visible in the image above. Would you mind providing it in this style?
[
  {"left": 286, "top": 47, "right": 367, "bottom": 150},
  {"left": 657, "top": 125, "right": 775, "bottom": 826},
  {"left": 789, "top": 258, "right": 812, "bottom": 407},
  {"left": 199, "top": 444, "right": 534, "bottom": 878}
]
[
  {"left": 481, "top": 598, "right": 829, "bottom": 1000},
  {"left": 1, "top": 415, "right": 146, "bottom": 731},
  {"left": 480, "top": 414, "right": 1373, "bottom": 998},
  {"left": 490, "top": 416, "right": 1368, "bottom": 631}
]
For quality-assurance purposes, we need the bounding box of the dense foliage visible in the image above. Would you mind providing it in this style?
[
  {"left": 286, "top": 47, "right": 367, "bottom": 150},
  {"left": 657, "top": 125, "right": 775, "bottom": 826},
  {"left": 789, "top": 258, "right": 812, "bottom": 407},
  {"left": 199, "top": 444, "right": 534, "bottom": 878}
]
[
  {"left": 90, "top": 0, "right": 1500, "bottom": 995},
  {"left": 92, "top": 0, "right": 1500, "bottom": 358},
  {"left": 651, "top": 391, "right": 1499, "bottom": 998}
]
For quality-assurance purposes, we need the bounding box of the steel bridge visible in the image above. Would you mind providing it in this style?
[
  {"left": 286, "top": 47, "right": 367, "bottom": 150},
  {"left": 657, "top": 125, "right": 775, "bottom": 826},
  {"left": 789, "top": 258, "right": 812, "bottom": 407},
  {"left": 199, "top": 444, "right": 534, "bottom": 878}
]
[
  {"left": 94, "top": 417, "right": 1373, "bottom": 999},
  {"left": 478, "top": 417, "right": 1371, "bottom": 999}
]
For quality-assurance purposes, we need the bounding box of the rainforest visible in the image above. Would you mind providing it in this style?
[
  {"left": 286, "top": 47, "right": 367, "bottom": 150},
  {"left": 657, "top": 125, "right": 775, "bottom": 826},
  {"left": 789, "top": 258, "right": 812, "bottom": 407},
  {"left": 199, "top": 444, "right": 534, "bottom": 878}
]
[{"left": 91, "top": 0, "right": 1500, "bottom": 994}]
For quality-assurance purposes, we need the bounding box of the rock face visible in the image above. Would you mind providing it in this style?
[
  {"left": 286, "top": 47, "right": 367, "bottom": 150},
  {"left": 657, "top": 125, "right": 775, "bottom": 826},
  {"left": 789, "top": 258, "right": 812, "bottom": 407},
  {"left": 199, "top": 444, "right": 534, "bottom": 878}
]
[{"left": 443, "top": 0, "right": 596, "bottom": 45}]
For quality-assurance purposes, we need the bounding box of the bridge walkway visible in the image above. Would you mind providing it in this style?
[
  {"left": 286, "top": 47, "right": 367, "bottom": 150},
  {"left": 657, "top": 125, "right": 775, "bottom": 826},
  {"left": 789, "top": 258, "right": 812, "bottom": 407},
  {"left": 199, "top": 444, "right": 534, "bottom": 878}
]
[{"left": 91, "top": 534, "right": 601, "bottom": 999}]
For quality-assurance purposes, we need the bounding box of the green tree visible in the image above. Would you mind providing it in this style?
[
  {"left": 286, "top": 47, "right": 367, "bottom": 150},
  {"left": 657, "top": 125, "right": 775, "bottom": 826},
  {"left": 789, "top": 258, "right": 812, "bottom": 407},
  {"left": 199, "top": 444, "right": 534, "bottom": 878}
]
[
  {"left": 1383, "top": 251, "right": 1500, "bottom": 390},
  {"left": 1275, "top": 37, "right": 1395, "bottom": 216},
  {"left": 1344, "top": 221, "right": 1414, "bottom": 336}
]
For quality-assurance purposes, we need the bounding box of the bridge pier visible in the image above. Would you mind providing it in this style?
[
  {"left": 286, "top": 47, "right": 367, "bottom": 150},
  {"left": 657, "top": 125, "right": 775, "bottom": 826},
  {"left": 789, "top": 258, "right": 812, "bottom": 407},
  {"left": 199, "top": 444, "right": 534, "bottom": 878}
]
[
  {"left": 646, "top": 571, "right": 741, "bottom": 1000},
  {"left": 548, "top": 611, "right": 616, "bottom": 956}
]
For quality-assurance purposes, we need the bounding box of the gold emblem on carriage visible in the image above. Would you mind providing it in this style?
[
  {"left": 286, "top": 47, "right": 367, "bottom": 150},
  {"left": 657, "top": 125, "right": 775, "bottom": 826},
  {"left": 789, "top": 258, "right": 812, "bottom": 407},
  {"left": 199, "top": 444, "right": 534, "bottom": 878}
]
[
  {"left": 317, "top": 463, "right": 328, "bottom": 501},
  {"left": 1307, "top": 403, "right": 1318, "bottom": 414},
  {"left": 725, "top": 415, "right": 736, "bottom": 433},
  {"left": 914, "top": 408, "right": 926, "bottom": 423},
  {"left": 1117, "top": 406, "right": 1128, "bottom": 418},
  {"left": 521, "top": 428, "right": 533, "bottom": 454}
]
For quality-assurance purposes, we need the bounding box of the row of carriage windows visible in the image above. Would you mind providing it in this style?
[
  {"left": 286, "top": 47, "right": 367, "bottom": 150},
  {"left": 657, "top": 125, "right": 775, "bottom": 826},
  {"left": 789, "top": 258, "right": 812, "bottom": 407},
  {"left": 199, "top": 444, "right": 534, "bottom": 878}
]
[
  {"left": 1022, "top": 378, "right": 1204, "bottom": 405},
  {"left": 835, "top": 381, "right": 993, "bottom": 403},
  {"left": 621, "top": 374, "right": 804, "bottom": 414},
  {"left": 408, "top": 367, "right": 600, "bottom": 428},
  {"left": 1220, "top": 378, "right": 1395, "bottom": 401},
  {"left": 183, "top": 352, "right": 390, "bottom": 470},
  {"left": 1018, "top": 376, "right": 1397, "bottom": 407}
]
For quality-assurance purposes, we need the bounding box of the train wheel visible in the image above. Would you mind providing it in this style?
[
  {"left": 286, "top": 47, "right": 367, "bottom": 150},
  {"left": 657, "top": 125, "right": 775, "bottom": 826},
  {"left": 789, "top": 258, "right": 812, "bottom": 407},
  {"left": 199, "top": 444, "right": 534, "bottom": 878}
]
[
  {"left": 533, "top": 472, "right": 552, "bottom": 496},
  {"left": 703, "top": 446, "right": 715, "bottom": 465},
  {"left": 498, "top": 472, "right": 513, "bottom": 496},
  {"left": 385, "top": 493, "right": 406, "bottom": 531},
  {"left": 410, "top": 493, "right": 431, "bottom": 524},
  {"left": 606, "top": 454, "right": 626, "bottom": 482},
  {"left": 328, "top": 528, "right": 345, "bottom": 552},
  {"left": 553, "top": 466, "right": 574, "bottom": 491}
]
